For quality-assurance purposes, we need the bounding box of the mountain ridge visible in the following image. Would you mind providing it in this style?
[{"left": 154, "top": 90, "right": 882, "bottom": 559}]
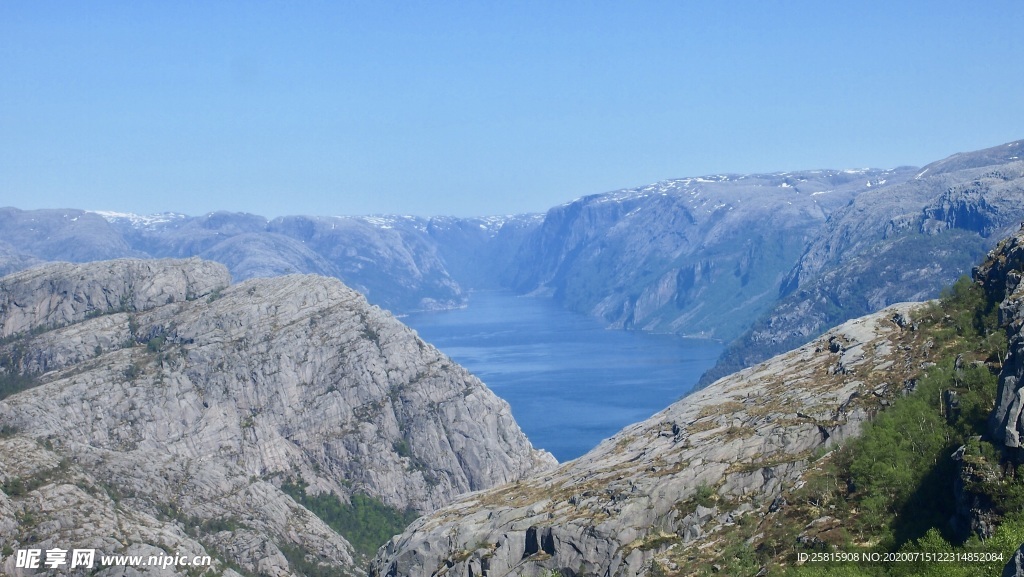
[
  {"left": 0, "top": 258, "right": 554, "bottom": 575},
  {"left": 5, "top": 138, "right": 1024, "bottom": 393},
  {"left": 369, "top": 224, "right": 1024, "bottom": 577}
]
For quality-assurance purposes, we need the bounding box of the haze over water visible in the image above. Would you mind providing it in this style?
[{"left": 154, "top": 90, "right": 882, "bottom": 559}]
[{"left": 403, "top": 290, "right": 723, "bottom": 462}]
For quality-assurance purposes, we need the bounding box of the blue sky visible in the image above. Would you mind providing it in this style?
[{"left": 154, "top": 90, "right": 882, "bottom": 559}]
[{"left": 2, "top": 1, "right": 1023, "bottom": 218}]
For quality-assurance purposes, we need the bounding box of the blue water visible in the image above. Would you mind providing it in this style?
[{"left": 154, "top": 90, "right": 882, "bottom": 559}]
[{"left": 403, "top": 290, "right": 723, "bottom": 462}]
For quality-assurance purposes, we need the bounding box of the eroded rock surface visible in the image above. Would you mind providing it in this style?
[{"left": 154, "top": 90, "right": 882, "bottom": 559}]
[
  {"left": 0, "top": 257, "right": 229, "bottom": 338},
  {"left": 371, "top": 302, "right": 930, "bottom": 577},
  {"left": 983, "top": 230, "right": 1024, "bottom": 453},
  {"left": 0, "top": 259, "right": 554, "bottom": 576}
]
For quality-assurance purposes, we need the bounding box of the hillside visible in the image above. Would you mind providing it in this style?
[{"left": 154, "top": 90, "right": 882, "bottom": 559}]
[
  {"left": 0, "top": 258, "right": 554, "bottom": 576},
  {"left": 505, "top": 168, "right": 912, "bottom": 341},
  {"left": 704, "top": 141, "right": 1024, "bottom": 384},
  {"left": 370, "top": 227, "right": 1024, "bottom": 577},
  {"left": 5, "top": 139, "right": 1024, "bottom": 400}
]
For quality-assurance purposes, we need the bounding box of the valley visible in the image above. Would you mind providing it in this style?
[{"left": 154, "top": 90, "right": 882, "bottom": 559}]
[
  {"left": 3, "top": 138, "right": 1024, "bottom": 575},
  {"left": 403, "top": 290, "right": 722, "bottom": 461}
]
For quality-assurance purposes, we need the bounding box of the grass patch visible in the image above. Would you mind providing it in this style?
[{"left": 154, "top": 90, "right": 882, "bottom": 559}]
[{"left": 281, "top": 479, "right": 420, "bottom": 560}]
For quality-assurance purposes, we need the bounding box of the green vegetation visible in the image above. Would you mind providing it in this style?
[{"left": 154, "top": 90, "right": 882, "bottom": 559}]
[
  {"left": 0, "top": 345, "right": 37, "bottom": 400},
  {"left": 146, "top": 335, "right": 166, "bottom": 353},
  {"left": 770, "top": 276, "right": 1024, "bottom": 576},
  {"left": 666, "top": 275, "right": 1024, "bottom": 576},
  {"left": 693, "top": 483, "right": 717, "bottom": 508},
  {"left": 123, "top": 360, "right": 144, "bottom": 381},
  {"left": 392, "top": 439, "right": 412, "bottom": 459},
  {"left": 2, "top": 458, "right": 72, "bottom": 498},
  {"left": 280, "top": 479, "right": 420, "bottom": 560},
  {"left": 0, "top": 368, "right": 36, "bottom": 400},
  {"left": 277, "top": 542, "right": 346, "bottom": 577},
  {"left": 701, "top": 230, "right": 993, "bottom": 388}
]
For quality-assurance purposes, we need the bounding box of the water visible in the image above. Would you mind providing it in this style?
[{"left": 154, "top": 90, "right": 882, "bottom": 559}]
[{"left": 403, "top": 290, "right": 723, "bottom": 462}]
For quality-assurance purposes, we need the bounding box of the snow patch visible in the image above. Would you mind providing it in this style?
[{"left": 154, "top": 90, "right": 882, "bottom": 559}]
[{"left": 89, "top": 210, "right": 188, "bottom": 228}]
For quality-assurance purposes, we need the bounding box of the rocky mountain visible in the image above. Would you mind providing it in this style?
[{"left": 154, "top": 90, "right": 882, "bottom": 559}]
[
  {"left": 370, "top": 298, "right": 930, "bottom": 577},
  {"left": 703, "top": 140, "right": 1024, "bottom": 385},
  {"left": 371, "top": 225, "right": 1024, "bottom": 577},
  {"left": 0, "top": 209, "right": 542, "bottom": 315},
  {"left": 0, "top": 258, "right": 554, "bottom": 576},
  {"left": 0, "top": 208, "right": 138, "bottom": 277},
  {"left": 505, "top": 168, "right": 915, "bottom": 341},
  {"left": 984, "top": 230, "right": 1024, "bottom": 456},
  {"left": 6, "top": 139, "right": 1024, "bottom": 389}
]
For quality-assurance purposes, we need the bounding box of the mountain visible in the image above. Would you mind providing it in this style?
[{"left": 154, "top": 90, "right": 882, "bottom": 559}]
[
  {"left": 5, "top": 139, "right": 1024, "bottom": 387},
  {"left": 0, "top": 258, "right": 554, "bottom": 576},
  {"left": 370, "top": 226, "right": 1024, "bottom": 577},
  {"left": 505, "top": 168, "right": 915, "bottom": 341},
  {"left": 0, "top": 209, "right": 542, "bottom": 315},
  {"left": 984, "top": 231, "right": 1024, "bottom": 454},
  {"left": 702, "top": 140, "right": 1024, "bottom": 385},
  {"left": 0, "top": 208, "right": 141, "bottom": 277},
  {"left": 370, "top": 298, "right": 929, "bottom": 576}
]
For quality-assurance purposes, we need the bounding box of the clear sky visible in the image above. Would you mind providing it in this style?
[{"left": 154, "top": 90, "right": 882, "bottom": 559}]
[{"left": 2, "top": 1, "right": 1023, "bottom": 218}]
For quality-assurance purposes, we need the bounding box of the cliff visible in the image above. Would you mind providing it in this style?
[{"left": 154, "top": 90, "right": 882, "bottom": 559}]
[
  {"left": 0, "top": 259, "right": 554, "bottom": 576},
  {"left": 371, "top": 225, "right": 1024, "bottom": 577},
  {"left": 705, "top": 141, "right": 1024, "bottom": 384},
  {"left": 982, "top": 230, "right": 1024, "bottom": 455},
  {"left": 505, "top": 169, "right": 906, "bottom": 341},
  {"left": 0, "top": 209, "right": 543, "bottom": 315},
  {"left": 370, "top": 300, "right": 930, "bottom": 577}
]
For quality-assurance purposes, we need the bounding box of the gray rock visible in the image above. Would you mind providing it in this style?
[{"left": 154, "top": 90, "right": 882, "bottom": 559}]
[
  {"left": 704, "top": 141, "right": 1024, "bottom": 385},
  {"left": 370, "top": 302, "right": 926, "bottom": 577},
  {"left": 1004, "top": 543, "right": 1024, "bottom": 577},
  {"left": 506, "top": 169, "right": 900, "bottom": 341},
  {"left": 0, "top": 257, "right": 229, "bottom": 338},
  {"left": 982, "top": 230, "right": 1024, "bottom": 454},
  {"left": 0, "top": 259, "right": 554, "bottom": 576}
]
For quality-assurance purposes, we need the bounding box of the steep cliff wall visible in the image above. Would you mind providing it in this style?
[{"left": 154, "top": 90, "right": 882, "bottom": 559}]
[
  {"left": 0, "top": 259, "right": 554, "bottom": 576},
  {"left": 706, "top": 142, "right": 1024, "bottom": 385},
  {"left": 506, "top": 169, "right": 903, "bottom": 341},
  {"left": 982, "top": 230, "right": 1024, "bottom": 454}
]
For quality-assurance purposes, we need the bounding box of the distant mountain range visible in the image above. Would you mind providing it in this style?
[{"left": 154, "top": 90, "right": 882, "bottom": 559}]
[
  {"left": 5, "top": 138, "right": 1024, "bottom": 576},
  {"left": 0, "top": 209, "right": 542, "bottom": 314},
  {"left": 3, "top": 138, "right": 1024, "bottom": 382}
]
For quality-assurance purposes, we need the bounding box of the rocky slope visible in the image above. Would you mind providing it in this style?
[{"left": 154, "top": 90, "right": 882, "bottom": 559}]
[
  {"left": 505, "top": 169, "right": 913, "bottom": 341},
  {"left": 704, "top": 140, "right": 1024, "bottom": 384},
  {"left": 0, "top": 259, "right": 554, "bottom": 576},
  {"left": 370, "top": 226, "right": 1024, "bottom": 577},
  {"left": 5, "top": 139, "right": 1024, "bottom": 383},
  {"left": 370, "top": 298, "right": 932, "bottom": 577},
  {"left": 983, "top": 229, "right": 1024, "bottom": 457}
]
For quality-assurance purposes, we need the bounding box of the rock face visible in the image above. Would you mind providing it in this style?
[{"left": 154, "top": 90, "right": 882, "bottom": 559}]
[
  {"left": 969, "top": 226, "right": 1024, "bottom": 577},
  {"left": 370, "top": 301, "right": 930, "bottom": 577},
  {"left": 505, "top": 169, "right": 904, "bottom": 341},
  {"left": 705, "top": 141, "right": 1024, "bottom": 385},
  {"left": 1004, "top": 544, "right": 1024, "bottom": 577},
  {"left": 0, "top": 257, "right": 229, "bottom": 338},
  {"left": 982, "top": 230, "right": 1024, "bottom": 454},
  {"left": 0, "top": 259, "right": 554, "bottom": 576},
  {"left": 5, "top": 139, "right": 1024, "bottom": 386}
]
